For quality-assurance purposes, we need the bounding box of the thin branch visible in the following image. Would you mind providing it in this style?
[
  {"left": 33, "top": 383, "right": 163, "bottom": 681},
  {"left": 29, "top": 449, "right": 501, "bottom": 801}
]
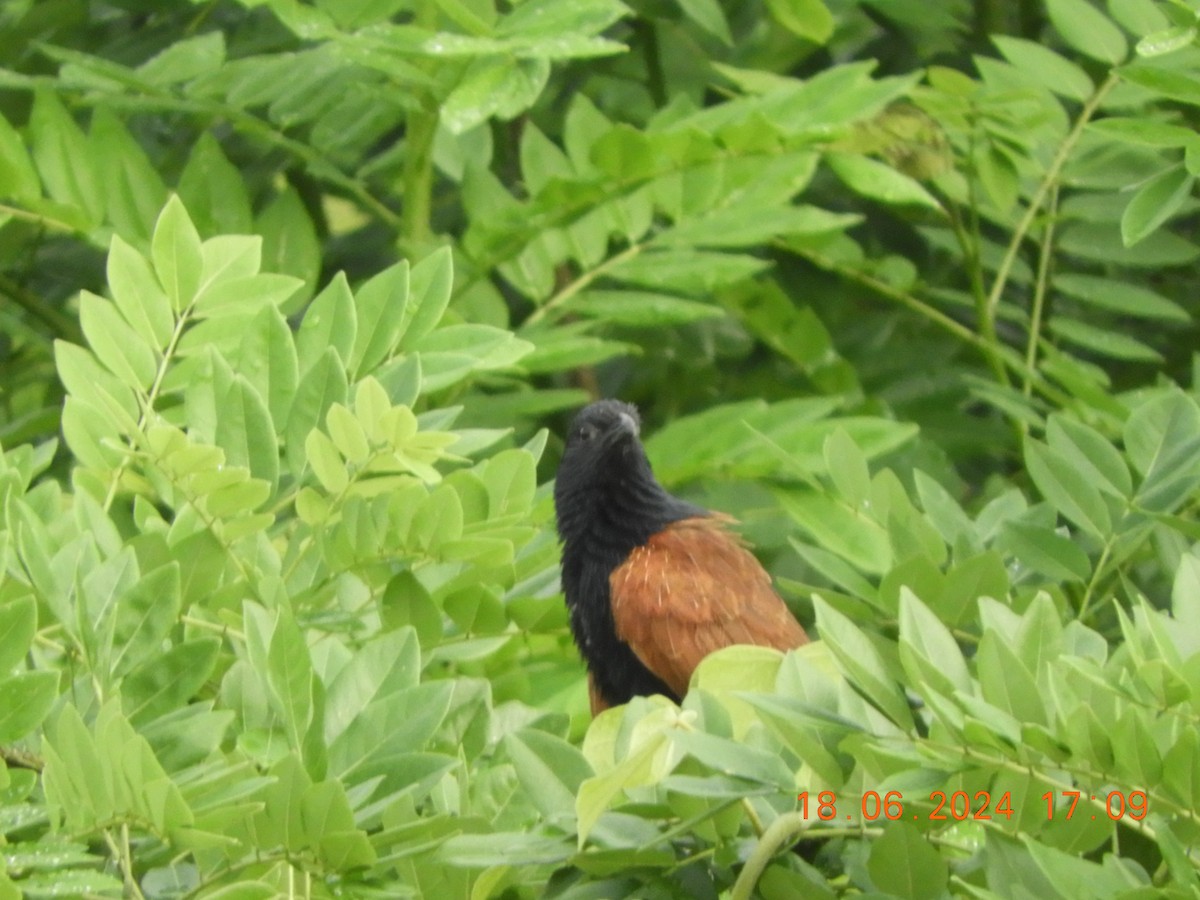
[
  {"left": 0, "top": 273, "right": 84, "bottom": 343},
  {"left": 1022, "top": 183, "right": 1059, "bottom": 404},
  {"left": 524, "top": 243, "right": 644, "bottom": 326},
  {"left": 984, "top": 72, "right": 1119, "bottom": 322},
  {"left": 730, "top": 812, "right": 813, "bottom": 900}
]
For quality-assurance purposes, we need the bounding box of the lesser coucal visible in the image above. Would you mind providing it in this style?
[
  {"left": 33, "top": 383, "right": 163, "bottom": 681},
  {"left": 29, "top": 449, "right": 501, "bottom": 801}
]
[{"left": 554, "top": 399, "right": 809, "bottom": 714}]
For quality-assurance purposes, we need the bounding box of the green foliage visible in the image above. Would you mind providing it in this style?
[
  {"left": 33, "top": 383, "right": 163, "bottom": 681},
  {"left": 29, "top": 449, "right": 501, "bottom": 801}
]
[{"left": 1, "top": 0, "right": 1200, "bottom": 895}]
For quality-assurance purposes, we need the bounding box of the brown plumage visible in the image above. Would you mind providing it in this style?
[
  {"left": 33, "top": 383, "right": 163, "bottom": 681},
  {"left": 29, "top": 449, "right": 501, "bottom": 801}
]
[{"left": 554, "top": 400, "right": 808, "bottom": 715}]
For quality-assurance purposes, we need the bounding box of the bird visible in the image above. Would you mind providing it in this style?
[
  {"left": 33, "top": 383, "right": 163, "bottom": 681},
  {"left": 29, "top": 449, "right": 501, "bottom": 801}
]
[{"left": 554, "top": 399, "right": 809, "bottom": 715}]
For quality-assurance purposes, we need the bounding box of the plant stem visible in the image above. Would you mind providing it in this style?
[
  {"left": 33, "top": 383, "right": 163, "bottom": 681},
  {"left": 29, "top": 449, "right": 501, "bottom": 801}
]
[
  {"left": 0, "top": 273, "right": 84, "bottom": 342},
  {"left": 1077, "top": 537, "right": 1114, "bottom": 623},
  {"left": 984, "top": 72, "right": 1119, "bottom": 325},
  {"left": 400, "top": 102, "right": 439, "bottom": 253},
  {"left": 795, "top": 243, "right": 1090, "bottom": 416},
  {"left": 1022, "top": 183, "right": 1059, "bottom": 407},
  {"left": 637, "top": 18, "right": 667, "bottom": 108},
  {"left": 105, "top": 825, "right": 147, "bottom": 900},
  {"left": 525, "top": 243, "right": 644, "bottom": 325},
  {"left": 400, "top": 0, "right": 441, "bottom": 252},
  {"left": 730, "top": 811, "right": 810, "bottom": 900}
]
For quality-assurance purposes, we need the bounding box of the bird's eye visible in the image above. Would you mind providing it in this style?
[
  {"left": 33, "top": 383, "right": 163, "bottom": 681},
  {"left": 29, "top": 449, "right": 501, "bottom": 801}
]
[{"left": 578, "top": 423, "right": 599, "bottom": 442}]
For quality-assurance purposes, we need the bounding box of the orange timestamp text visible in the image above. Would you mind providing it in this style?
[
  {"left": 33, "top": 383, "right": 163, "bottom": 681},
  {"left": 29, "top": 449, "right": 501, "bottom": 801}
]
[{"left": 797, "top": 789, "right": 1148, "bottom": 822}]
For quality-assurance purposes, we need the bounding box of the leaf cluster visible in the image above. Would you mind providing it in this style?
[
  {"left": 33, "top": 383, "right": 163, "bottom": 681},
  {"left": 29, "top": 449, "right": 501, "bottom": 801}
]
[{"left": 1, "top": 0, "right": 1200, "bottom": 896}]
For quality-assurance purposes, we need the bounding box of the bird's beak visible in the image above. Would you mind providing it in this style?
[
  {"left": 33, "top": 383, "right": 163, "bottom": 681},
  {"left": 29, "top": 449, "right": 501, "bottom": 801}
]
[{"left": 617, "top": 411, "right": 639, "bottom": 438}]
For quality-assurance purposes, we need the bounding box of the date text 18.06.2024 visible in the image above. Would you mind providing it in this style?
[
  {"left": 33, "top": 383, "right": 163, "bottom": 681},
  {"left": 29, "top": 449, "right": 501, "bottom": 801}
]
[{"left": 797, "top": 790, "right": 1148, "bottom": 822}]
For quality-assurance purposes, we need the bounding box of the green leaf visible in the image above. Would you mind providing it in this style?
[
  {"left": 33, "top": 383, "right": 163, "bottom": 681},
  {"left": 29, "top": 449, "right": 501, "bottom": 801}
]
[
  {"left": 721, "top": 279, "right": 835, "bottom": 370},
  {"left": 0, "top": 596, "right": 36, "bottom": 674},
  {"left": 504, "top": 729, "right": 593, "bottom": 825},
  {"left": 381, "top": 573, "right": 443, "bottom": 647},
  {"left": 327, "top": 681, "right": 454, "bottom": 783},
  {"left": 413, "top": 484, "right": 464, "bottom": 550},
  {"left": 1137, "top": 24, "right": 1198, "bottom": 58},
  {"left": 867, "top": 821, "right": 948, "bottom": 900},
  {"left": 1054, "top": 273, "right": 1188, "bottom": 321},
  {"left": 89, "top": 108, "right": 167, "bottom": 243},
  {"left": 327, "top": 403, "right": 370, "bottom": 465},
  {"left": 913, "top": 471, "right": 978, "bottom": 552},
  {"left": 0, "top": 110, "right": 40, "bottom": 201},
  {"left": 977, "top": 142, "right": 1019, "bottom": 212},
  {"left": 518, "top": 326, "right": 635, "bottom": 373},
  {"left": 1024, "top": 438, "right": 1112, "bottom": 538},
  {"left": 481, "top": 448, "right": 536, "bottom": 517},
  {"left": 1121, "top": 164, "right": 1193, "bottom": 246},
  {"left": 1088, "top": 117, "right": 1198, "bottom": 148},
  {"left": 813, "top": 597, "right": 913, "bottom": 730},
  {"left": 195, "top": 884, "right": 277, "bottom": 900},
  {"left": 267, "top": 608, "right": 317, "bottom": 759},
  {"left": 302, "top": 780, "right": 375, "bottom": 867},
  {"left": 996, "top": 520, "right": 1091, "bottom": 582},
  {"left": 977, "top": 632, "right": 1045, "bottom": 724},
  {"left": 78, "top": 291, "right": 158, "bottom": 391},
  {"left": 1049, "top": 316, "right": 1163, "bottom": 362},
  {"left": 413, "top": 324, "right": 532, "bottom": 390},
  {"left": 1046, "top": 415, "right": 1132, "bottom": 499},
  {"left": 355, "top": 377, "right": 392, "bottom": 444},
  {"left": 178, "top": 132, "right": 254, "bottom": 235},
  {"left": 498, "top": 0, "right": 627, "bottom": 39},
  {"left": 107, "top": 234, "right": 174, "bottom": 349},
  {"left": 138, "top": 31, "right": 226, "bottom": 85},
  {"left": 198, "top": 235, "right": 262, "bottom": 293},
  {"left": 233, "top": 306, "right": 300, "bottom": 429},
  {"left": 258, "top": 187, "right": 320, "bottom": 300},
  {"left": 124, "top": 638, "right": 220, "bottom": 725},
  {"left": 306, "top": 429, "right": 349, "bottom": 494},
  {"left": 1171, "top": 553, "right": 1200, "bottom": 657},
  {"left": 1109, "top": 0, "right": 1168, "bottom": 36},
  {"left": 215, "top": 374, "right": 279, "bottom": 491},
  {"left": 431, "top": 0, "right": 495, "bottom": 34},
  {"left": 443, "top": 57, "right": 550, "bottom": 133},
  {"left": 29, "top": 90, "right": 101, "bottom": 223},
  {"left": 324, "top": 628, "right": 421, "bottom": 744},
  {"left": 152, "top": 195, "right": 204, "bottom": 311},
  {"left": 403, "top": 246, "right": 454, "bottom": 347},
  {"left": 61, "top": 396, "right": 124, "bottom": 470},
  {"left": 1046, "top": 0, "right": 1127, "bottom": 63},
  {"left": 897, "top": 588, "right": 970, "bottom": 698},
  {"left": 1124, "top": 390, "right": 1200, "bottom": 512},
  {"left": 0, "top": 671, "right": 58, "bottom": 742},
  {"left": 776, "top": 489, "right": 892, "bottom": 575},
  {"left": 12, "top": 870, "right": 123, "bottom": 897},
  {"left": 287, "top": 348, "right": 349, "bottom": 480},
  {"left": 1120, "top": 64, "right": 1200, "bottom": 106},
  {"left": 191, "top": 273, "right": 303, "bottom": 318},
  {"left": 764, "top": 0, "right": 834, "bottom": 44},
  {"left": 351, "top": 261, "right": 410, "bottom": 377},
  {"left": 826, "top": 153, "right": 942, "bottom": 210},
  {"left": 110, "top": 563, "right": 181, "bottom": 678},
  {"left": 571, "top": 290, "right": 723, "bottom": 325},
  {"left": 676, "top": 0, "right": 732, "bottom": 44},
  {"left": 297, "top": 272, "right": 357, "bottom": 376},
  {"left": 985, "top": 834, "right": 1144, "bottom": 898},
  {"left": 992, "top": 37, "right": 1094, "bottom": 101},
  {"left": 606, "top": 248, "right": 771, "bottom": 294},
  {"left": 576, "top": 718, "right": 675, "bottom": 845},
  {"left": 824, "top": 428, "right": 871, "bottom": 509}
]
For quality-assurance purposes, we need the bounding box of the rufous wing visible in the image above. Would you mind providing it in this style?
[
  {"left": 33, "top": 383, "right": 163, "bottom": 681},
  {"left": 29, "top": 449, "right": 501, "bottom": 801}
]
[{"left": 608, "top": 515, "right": 808, "bottom": 698}]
